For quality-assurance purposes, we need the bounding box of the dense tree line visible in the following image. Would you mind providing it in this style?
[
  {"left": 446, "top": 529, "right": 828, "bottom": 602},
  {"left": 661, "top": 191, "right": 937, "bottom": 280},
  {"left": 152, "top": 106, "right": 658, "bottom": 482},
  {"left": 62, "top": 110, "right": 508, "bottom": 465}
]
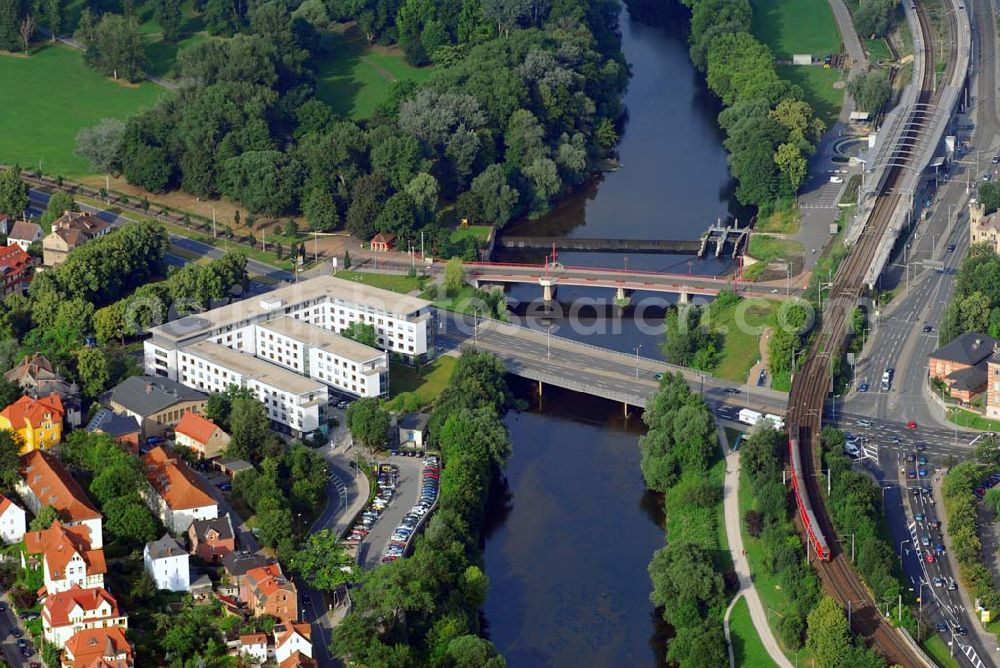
[
  {"left": 853, "top": 0, "right": 899, "bottom": 39},
  {"left": 820, "top": 429, "right": 901, "bottom": 609},
  {"left": 76, "top": 0, "right": 627, "bottom": 245},
  {"left": 767, "top": 301, "right": 813, "bottom": 385},
  {"left": 847, "top": 69, "right": 891, "bottom": 114},
  {"left": 737, "top": 427, "right": 821, "bottom": 649},
  {"left": 332, "top": 350, "right": 510, "bottom": 667},
  {"left": 942, "top": 445, "right": 1000, "bottom": 612},
  {"left": 60, "top": 431, "right": 160, "bottom": 551},
  {"left": 640, "top": 372, "right": 728, "bottom": 666},
  {"left": 940, "top": 243, "right": 1000, "bottom": 342},
  {"left": 657, "top": 0, "right": 824, "bottom": 210}
]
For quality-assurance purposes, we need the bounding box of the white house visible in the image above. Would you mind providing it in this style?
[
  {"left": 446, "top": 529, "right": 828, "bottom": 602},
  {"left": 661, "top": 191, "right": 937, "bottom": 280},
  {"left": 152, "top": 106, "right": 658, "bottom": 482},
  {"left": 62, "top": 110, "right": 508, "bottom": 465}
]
[
  {"left": 143, "top": 534, "right": 190, "bottom": 592},
  {"left": 239, "top": 633, "right": 269, "bottom": 664},
  {"left": 0, "top": 493, "right": 26, "bottom": 544},
  {"left": 274, "top": 622, "right": 312, "bottom": 663},
  {"left": 141, "top": 446, "right": 218, "bottom": 533},
  {"left": 42, "top": 585, "right": 126, "bottom": 648},
  {"left": 18, "top": 450, "right": 104, "bottom": 549},
  {"left": 7, "top": 220, "right": 42, "bottom": 252},
  {"left": 22, "top": 521, "right": 105, "bottom": 594}
]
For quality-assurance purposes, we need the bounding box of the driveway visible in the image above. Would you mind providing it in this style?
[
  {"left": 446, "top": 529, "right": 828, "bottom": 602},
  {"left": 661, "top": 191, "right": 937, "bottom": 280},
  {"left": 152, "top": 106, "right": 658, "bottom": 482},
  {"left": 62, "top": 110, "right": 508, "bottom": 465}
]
[{"left": 356, "top": 455, "right": 424, "bottom": 569}]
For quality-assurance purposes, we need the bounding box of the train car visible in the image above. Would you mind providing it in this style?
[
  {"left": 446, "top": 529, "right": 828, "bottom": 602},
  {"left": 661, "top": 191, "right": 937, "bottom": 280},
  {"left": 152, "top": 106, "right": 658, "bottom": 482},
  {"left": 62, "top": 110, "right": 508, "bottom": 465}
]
[
  {"left": 738, "top": 408, "right": 761, "bottom": 426},
  {"left": 788, "top": 433, "right": 831, "bottom": 561}
]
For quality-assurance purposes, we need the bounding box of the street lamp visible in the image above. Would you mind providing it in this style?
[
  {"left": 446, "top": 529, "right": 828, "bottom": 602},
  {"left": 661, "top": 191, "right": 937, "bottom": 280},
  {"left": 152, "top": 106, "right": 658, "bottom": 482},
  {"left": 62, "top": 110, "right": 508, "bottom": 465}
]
[{"left": 547, "top": 324, "right": 552, "bottom": 360}]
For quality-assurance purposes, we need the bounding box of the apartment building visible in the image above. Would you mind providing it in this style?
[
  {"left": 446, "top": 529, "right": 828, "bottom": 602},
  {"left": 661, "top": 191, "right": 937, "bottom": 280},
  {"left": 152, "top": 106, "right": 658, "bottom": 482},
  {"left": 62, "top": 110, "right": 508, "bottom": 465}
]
[
  {"left": 255, "top": 316, "right": 388, "bottom": 398},
  {"left": 18, "top": 451, "right": 103, "bottom": 549},
  {"left": 143, "top": 275, "right": 433, "bottom": 380},
  {"left": 178, "top": 341, "right": 328, "bottom": 438}
]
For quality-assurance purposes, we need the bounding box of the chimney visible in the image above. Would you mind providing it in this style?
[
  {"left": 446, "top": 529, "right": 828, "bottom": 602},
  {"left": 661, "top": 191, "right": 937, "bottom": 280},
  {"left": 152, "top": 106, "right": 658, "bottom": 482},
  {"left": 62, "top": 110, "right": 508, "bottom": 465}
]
[{"left": 145, "top": 382, "right": 153, "bottom": 395}]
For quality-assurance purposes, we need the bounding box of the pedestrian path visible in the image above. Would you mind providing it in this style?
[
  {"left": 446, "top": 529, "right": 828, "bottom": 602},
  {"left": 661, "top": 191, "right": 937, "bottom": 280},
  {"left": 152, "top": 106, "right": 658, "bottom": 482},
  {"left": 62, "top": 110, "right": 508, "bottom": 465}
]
[{"left": 718, "top": 427, "right": 794, "bottom": 668}]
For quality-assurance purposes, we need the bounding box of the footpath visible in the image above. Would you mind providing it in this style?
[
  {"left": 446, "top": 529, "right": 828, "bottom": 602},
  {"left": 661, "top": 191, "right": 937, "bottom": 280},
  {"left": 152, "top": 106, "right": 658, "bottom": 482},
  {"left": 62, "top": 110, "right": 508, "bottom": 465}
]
[{"left": 718, "top": 427, "right": 794, "bottom": 668}]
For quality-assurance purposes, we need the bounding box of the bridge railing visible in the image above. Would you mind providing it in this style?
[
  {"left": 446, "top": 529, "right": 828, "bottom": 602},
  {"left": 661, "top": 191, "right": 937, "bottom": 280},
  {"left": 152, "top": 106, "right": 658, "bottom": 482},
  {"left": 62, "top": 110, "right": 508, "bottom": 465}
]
[{"left": 464, "top": 260, "right": 732, "bottom": 282}]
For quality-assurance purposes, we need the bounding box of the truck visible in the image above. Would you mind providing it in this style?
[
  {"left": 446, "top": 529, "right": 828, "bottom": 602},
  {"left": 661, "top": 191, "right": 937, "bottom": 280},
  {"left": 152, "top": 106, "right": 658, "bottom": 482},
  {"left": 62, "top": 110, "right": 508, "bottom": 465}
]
[{"left": 738, "top": 408, "right": 762, "bottom": 426}]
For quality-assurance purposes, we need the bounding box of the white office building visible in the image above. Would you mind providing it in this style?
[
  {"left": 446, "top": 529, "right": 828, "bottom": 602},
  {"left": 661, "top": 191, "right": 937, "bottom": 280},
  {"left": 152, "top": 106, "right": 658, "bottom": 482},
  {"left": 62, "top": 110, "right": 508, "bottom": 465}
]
[
  {"left": 143, "top": 275, "right": 434, "bottom": 382},
  {"left": 179, "top": 341, "right": 328, "bottom": 437},
  {"left": 256, "top": 317, "right": 388, "bottom": 398}
]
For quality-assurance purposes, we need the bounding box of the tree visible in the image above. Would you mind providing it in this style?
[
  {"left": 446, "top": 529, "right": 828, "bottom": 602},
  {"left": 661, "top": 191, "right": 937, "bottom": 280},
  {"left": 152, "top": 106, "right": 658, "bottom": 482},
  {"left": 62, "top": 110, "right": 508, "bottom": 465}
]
[
  {"left": 342, "top": 322, "right": 378, "bottom": 348},
  {"left": 975, "top": 436, "right": 1000, "bottom": 467},
  {"left": 221, "top": 151, "right": 303, "bottom": 215},
  {"left": 442, "top": 635, "right": 505, "bottom": 667},
  {"left": 76, "top": 118, "right": 127, "bottom": 176},
  {"left": 18, "top": 13, "right": 33, "bottom": 52},
  {"left": 854, "top": 0, "right": 895, "bottom": 37},
  {"left": 774, "top": 142, "right": 807, "bottom": 191},
  {"left": 94, "top": 303, "right": 128, "bottom": 344},
  {"left": 39, "top": 190, "right": 77, "bottom": 229},
  {"left": 288, "top": 529, "right": 355, "bottom": 589},
  {"left": 0, "top": 429, "right": 22, "bottom": 489},
  {"left": 157, "top": 0, "right": 183, "bottom": 42},
  {"left": 77, "top": 347, "right": 111, "bottom": 398},
  {"left": 42, "top": 0, "right": 62, "bottom": 40},
  {"left": 303, "top": 187, "right": 339, "bottom": 232},
  {"left": 29, "top": 505, "right": 59, "bottom": 531},
  {"left": 345, "top": 398, "right": 390, "bottom": 452},
  {"left": 205, "top": 392, "right": 233, "bottom": 429},
  {"left": 444, "top": 257, "right": 466, "bottom": 295},
  {"left": 80, "top": 13, "right": 146, "bottom": 82},
  {"left": 228, "top": 395, "right": 270, "bottom": 462},
  {"left": 405, "top": 172, "right": 439, "bottom": 219},
  {"left": 346, "top": 172, "right": 390, "bottom": 241},
  {"left": 0, "top": 0, "right": 22, "bottom": 51},
  {"left": 847, "top": 69, "right": 891, "bottom": 113},
  {"left": 806, "top": 596, "right": 853, "bottom": 668},
  {"left": 481, "top": 0, "right": 531, "bottom": 37},
  {"left": 470, "top": 165, "right": 519, "bottom": 226},
  {"left": 0, "top": 169, "right": 28, "bottom": 218}
]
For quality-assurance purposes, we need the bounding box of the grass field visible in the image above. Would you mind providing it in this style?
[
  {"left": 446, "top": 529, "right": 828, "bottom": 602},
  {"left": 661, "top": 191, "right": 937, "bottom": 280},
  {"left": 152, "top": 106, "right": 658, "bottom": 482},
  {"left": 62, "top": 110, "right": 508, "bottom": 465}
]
[
  {"left": 0, "top": 45, "right": 165, "bottom": 177},
  {"left": 776, "top": 65, "right": 846, "bottom": 130},
  {"left": 705, "top": 297, "right": 776, "bottom": 383},
  {"left": 336, "top": 270, "right": 426, "bottom": 294},
  {"left": 747, "top": 235, "right": 804, "bottom": 264},
  {"left": 449, "top": 225, "right": 493, "bottom": 243},
  {"left": 135, "top": 0, "right": 211, "bottom": 78},
  {"left": 948, "top": 407, "right": 1000, "bottom": 432},
  {"left": 729, "top": 597, "right": 778, "bottom": 668},
  {"left": 922, "top": 633, "right": 961, "bottom": 667},
  {"left": 315, "top": 26, "right": 433, "bottom": 119},
  {"left": 750, "top": 0, "right": 842, "bottom": 60},
  {"left": 388, "top": 356, "right": 456, "bottom": 404},
  {"left": 755, "top": 203, "right": 801, "bottom": 234},
  {"left": 866, "top": 37, "right": 894, "bottom": 64}
]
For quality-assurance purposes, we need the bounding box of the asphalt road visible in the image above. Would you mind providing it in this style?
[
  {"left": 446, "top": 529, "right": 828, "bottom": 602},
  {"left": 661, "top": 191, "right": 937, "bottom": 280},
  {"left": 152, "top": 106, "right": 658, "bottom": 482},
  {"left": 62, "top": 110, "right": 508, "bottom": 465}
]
[{"left": 0, "top": 599, "right": 34, "bottom": 668}]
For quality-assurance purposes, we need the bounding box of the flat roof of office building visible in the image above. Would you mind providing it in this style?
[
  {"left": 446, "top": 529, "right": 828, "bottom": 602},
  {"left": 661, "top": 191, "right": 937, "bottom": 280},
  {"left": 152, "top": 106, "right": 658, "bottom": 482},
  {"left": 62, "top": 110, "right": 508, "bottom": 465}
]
[
  {"left": 258, "top": 316, "right": 385, "bottom": 363},
  {"left": 182, "top": 341, "right": 327, "bottom": 397}
]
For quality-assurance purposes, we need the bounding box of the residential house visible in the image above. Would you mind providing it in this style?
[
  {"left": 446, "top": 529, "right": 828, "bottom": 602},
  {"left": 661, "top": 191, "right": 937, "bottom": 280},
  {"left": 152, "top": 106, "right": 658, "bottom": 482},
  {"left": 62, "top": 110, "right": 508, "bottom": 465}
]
[
  {"left": 141, "top": 446, "right": 218, "bottom": 533},
  {"left": 0, "top": 243, "right": 33, "bottom": 296},
  {"left": 42, "top": 585, "right": 127, "bottom": 648},
  {"left": 61, "top": 626, "right": 133, "bottom": 668},
  {"left": 23, "top": 521, "right": 106, "bottom": 595},
  {"left": 18, "top": 451, "right": 104, "bottom": 548},
  {"left": 104, "top": 375, "right": 207, "bottom": 439},
  {"left": 239, "top": 633, "right": 269, "bottom": 664},
  {"left": 221, "top": 551, "right": 271, "bottom": 588},
  {"left": 279, "top": 653, "right": 317, "bottom": 668},
  {"left": 84, "top": 409, "right": 140, "bottom": 450},
  {"left": 274, "top": 622, "right": 312, "bottom": 664},
  {"left": 188, "top": 514, "right": 235, "bottom": 564},
  {"left": 241, "top": 563, "right": 298, "bottom": 622},
  {"left": 175, "top": 411, "right": 230, "bottom": 459},
  {"left": 143, "top": 534, "right": 190, "bottom": 592},
  {"left": 398, "top": 412, "right": 430, "bottom": 450},
  {"left": 928, "top": 332, "right": 997, "bottom": 402},
  {"left": 6, "top": 353, "right": 82, "bottom": 427},
  {"left": 369, "top": 232, "right": 395, "bottom": 252},
  {"left": 0, "top": 493, "right": 26, "bottom": 544},
  {"left": 8, "top": 220, "right": 42, "bottom": 252},
  {"left": 0, "top": 392, "right": 65, "bottom": 453},
  {"left": 42, "top": 211, "right": 111, "bottom": 267}
]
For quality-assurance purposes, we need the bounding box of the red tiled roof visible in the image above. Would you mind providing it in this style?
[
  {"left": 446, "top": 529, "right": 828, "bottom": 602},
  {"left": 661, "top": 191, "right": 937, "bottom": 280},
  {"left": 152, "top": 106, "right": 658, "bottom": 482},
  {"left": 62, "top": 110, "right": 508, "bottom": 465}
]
[
  {"left": 43, "top": 585, "right": 120, "bottom": 628},
  {"left": 240, "top": 632, "right": 267, "bottom": 646},
  {"left": 0, "top": 492, "right": 16, "bottom": 516},
  {"left": 23, "top": 521, "right": 105, "bottom": 580},
  {"left": 20, "top": 451, "right": 101, "bottom": 522},
  {"left": 2, "top": 392, "right": 64, "bottom": 429},
  {"left": 0, "top": 243, "right": 32, "bottom": 272},
  {"left": 141, "top": 446, "right": 217, "bottom": 511},
  {"left": 175, "top": 412, "right": 223, "bottom": 446},
  {"left": 275, "top": 621, "right": 311, "bottom": 648},
  {"left": 278, "top": 652, "right": 316, "bottom": 668},
  {"left": 63, "top": 627, "right": 133, "bottom": 667}
]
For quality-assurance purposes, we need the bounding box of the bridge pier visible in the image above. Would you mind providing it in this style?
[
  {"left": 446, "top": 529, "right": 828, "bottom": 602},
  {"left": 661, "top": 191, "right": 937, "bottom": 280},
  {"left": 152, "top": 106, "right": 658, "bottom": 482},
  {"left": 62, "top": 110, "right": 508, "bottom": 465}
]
[
  {"left": 614, "top": 286, "right": 631, "bottom": 306},
  {"left": 540, "top": 278, "right": 556, "bottom": 302},
  {"left": 677, "top": 291, "right": 689, "bottom": 304}
]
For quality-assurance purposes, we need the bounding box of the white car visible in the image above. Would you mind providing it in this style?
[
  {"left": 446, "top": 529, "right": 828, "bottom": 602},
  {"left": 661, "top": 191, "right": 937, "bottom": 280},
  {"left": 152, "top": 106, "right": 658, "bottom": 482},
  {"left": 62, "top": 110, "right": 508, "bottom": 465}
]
[{"left": 830, "top": 176, "right": 844, "bottom": 184}]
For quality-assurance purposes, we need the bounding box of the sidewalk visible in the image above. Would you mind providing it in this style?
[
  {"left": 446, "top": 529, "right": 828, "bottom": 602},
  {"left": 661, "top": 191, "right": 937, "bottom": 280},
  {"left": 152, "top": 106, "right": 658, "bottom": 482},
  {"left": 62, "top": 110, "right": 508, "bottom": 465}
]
[{"left": 718, "top": 427, "right": 794, "bottom": 668}]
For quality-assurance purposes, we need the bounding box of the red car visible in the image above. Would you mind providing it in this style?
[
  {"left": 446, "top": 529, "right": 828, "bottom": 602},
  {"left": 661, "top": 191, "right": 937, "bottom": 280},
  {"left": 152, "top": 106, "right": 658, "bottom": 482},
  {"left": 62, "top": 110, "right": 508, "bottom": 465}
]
[
  {"left": 908, "top": 421, "right": 918, "bottom": 429},
  {"left": 926, "top": 553, "right": 935, "bottom": 563}
]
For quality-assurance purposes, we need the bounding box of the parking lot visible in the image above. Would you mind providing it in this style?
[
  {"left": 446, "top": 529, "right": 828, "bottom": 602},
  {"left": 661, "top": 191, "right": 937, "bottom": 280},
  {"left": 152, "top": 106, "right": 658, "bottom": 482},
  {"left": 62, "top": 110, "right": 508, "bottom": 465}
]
[{"left": 355, "top": 455, "right": 427, "bottom": 569}]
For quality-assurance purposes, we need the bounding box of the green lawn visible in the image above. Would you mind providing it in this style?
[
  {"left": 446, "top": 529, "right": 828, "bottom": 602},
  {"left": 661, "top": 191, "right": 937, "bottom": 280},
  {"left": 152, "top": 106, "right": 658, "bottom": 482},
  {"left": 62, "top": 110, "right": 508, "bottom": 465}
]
[
  {"left": 776, "top": 65, "right": 846, "bottom": 130},
  {"left": 0, "top": 45, "right": 166, "bottom": 177},
  {"left": 755, "top": 203, "right": 801, "bottom": 235},
  {"left": 866, "top": 38, "right": 894, "bottom": 64},
  {"left": 729, "top": 597, "right": 778, "bottom": 668},
  {"left": 336, "top": 269, "right": 426, "bottom": 294},
  {"left": 449, "top": 225, "right": 493, "bottom": 243},
  {"left": 747, "top": 235, "right": 804, "bottom": 264},
  {"left": 750, "top": 0, "right": 842, "bottom": 60},
  {"left": 315, "top": 26, "right": 433, "bottom": 119},
  {"left": 922, "top": 634, "right": 961, "bottom": 667},
  {"left": 706, "top": 297, "right": 777, "bottom": 383},
  {"left": 136, "top": 0, "right": 211, "bottom": 78},
  {"left": 947, "top": 407, "right": 1000, "bottom": 432},
  {"left": 388, "top": 356, "right": 457, "bottom": 404}
]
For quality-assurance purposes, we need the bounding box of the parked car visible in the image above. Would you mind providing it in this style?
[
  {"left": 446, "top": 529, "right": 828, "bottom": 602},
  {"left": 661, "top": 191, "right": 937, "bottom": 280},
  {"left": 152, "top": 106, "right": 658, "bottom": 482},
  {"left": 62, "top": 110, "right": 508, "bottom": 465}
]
[
  {"left": 926, "top": 553, "right": 935, "bottom": 563},
  {"left": 859, "top": 383, "right": 869, "bottom": 392},
  {"left": 908, "top": 420, "right": 918, "bottom": 429},
  {"left": 915, "top": 512, "right": 924, "bottom": 521}
]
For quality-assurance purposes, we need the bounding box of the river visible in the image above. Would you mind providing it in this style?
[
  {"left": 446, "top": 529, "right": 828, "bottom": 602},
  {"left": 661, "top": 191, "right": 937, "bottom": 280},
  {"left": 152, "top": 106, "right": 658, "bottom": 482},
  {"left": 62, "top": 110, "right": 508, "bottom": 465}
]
[{"left": 481, "top": 2, "right": 739, "bottom": 666}]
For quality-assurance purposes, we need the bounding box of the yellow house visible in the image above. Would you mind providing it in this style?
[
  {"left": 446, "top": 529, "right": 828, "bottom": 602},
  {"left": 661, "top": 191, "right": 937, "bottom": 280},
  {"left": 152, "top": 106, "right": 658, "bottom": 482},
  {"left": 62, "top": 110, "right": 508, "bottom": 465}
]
[{"left": 0, "top": 393, "right": 64, "bottom": 453}]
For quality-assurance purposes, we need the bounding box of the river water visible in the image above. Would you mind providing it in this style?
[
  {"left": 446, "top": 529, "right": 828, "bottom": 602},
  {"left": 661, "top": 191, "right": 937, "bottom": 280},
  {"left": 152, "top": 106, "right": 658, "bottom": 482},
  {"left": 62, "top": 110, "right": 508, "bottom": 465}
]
[{"left": 482, "top": 2, "right": 739, "bottom": 666}]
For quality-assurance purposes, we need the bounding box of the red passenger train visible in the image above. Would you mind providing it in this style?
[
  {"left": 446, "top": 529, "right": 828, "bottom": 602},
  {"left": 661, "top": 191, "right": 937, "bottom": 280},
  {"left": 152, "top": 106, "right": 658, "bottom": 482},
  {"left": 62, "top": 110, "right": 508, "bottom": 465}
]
[{"left": 788, "top": 433, "right": 830, "bottom": 561}]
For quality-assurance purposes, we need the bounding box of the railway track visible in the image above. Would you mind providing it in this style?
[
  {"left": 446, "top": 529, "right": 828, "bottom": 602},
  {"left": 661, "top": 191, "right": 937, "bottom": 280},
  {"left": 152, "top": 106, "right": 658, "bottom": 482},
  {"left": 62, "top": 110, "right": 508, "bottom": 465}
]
[{"left": 786, "top": 1, "right": 957, "bottom": 664}]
